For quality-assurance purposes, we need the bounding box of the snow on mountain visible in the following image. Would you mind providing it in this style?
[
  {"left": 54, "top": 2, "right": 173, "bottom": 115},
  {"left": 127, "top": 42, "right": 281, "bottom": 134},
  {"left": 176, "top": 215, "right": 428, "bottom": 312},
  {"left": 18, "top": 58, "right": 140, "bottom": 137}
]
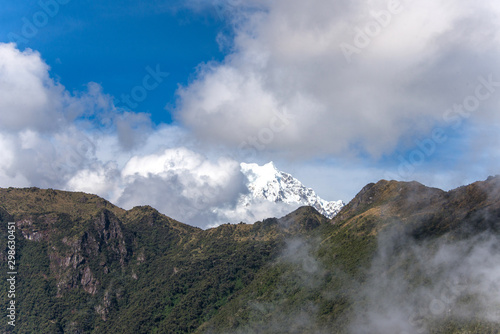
[{"left": 239, "top": 162, "right": 344, "bottom": 218}]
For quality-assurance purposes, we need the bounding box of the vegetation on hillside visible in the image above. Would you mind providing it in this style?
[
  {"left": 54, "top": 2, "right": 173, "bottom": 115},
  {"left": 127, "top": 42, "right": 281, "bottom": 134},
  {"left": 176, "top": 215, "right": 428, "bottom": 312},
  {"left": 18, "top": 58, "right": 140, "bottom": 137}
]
[{"left": 1, "top": 177, "right": 500, "bottom": 333}]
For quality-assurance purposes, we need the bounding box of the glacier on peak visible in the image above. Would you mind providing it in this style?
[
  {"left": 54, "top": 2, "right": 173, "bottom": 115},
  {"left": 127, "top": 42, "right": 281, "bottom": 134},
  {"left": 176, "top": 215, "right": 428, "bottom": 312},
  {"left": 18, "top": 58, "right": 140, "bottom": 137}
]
[{"left": 239, "top": 162, "right": 344, "bottom": 219}]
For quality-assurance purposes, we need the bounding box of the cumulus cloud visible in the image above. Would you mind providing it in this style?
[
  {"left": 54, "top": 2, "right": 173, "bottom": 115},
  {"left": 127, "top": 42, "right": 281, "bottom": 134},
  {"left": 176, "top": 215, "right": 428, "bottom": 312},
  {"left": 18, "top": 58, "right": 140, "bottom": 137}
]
[
  {"left": 0, "top": 126, "right": 97, "bottom": 189},
  {"left": 0, "top": 42, "right": 293, "bottom": 228},
  {"left": 0, "top": 43, "right": 153, "bottom": 185},
  {"left": 176, "top": 0, "right": 500, "bottom": 159},
  {"left": 0, "top": 43, "right": 70, "bottom": 132},
  {"left": 116, "top": 148, "right": 248, "bottom": 225},
  {"left": 66, "top": 162, "right": 121, "bottom": 201},
  {"left": 211, "top": 198, "right": 302, "bottom": 227}
]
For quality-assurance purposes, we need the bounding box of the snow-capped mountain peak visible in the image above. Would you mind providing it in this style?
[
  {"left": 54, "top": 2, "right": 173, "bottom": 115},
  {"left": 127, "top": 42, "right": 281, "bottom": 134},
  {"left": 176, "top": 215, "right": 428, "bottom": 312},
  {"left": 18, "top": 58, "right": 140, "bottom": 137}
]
[
  {"left": 239, "top": 162, "right": 344, "bottom": 218},
  {"left": 240, "top": 161, "right": 280, "bottom": 192}
]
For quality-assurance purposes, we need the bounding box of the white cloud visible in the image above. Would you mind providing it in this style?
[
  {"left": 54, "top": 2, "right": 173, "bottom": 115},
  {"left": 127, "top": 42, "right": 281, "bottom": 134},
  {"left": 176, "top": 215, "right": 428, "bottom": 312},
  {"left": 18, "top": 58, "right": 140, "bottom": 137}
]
[
  {"left": 210, "top": 198, "right": 301, "bottom": 227},
  {"left": 0, "top": 43, "right": 70, "bottom": 132},
  {"left": 0, "top": 43, "right": 157, "bottom": 189},
  {"left": 117, "top": 148, "right": 248, "bottom": 226},
  {"left": 0, "top": 43, "right": 260, "bottom": 228},
  {"left": 66, "top": 162, "right": 121, "bottom": 201},
  {"left": 176, "top": 0, "right": 500, "bottom": 159}
]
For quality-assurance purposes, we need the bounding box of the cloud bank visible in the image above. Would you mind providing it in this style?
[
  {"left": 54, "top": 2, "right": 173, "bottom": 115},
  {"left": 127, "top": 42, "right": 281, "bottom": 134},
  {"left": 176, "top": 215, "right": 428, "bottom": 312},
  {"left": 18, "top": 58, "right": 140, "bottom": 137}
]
[
  {"left": 178, "top": 0, "right": 500, "bottom": 159},
  {"left": 0, "top": 44, "right": 293, "bottom": 227},
  {"left": 0, "top": 44, "right": 240, "bottom": 227}
]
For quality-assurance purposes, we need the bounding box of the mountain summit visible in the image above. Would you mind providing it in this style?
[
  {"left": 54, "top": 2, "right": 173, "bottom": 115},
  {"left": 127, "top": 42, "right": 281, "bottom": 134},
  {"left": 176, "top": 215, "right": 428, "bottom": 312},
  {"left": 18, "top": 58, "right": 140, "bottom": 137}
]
[{"left": 240, "top": 162, "right": 344, "bottom": 218}]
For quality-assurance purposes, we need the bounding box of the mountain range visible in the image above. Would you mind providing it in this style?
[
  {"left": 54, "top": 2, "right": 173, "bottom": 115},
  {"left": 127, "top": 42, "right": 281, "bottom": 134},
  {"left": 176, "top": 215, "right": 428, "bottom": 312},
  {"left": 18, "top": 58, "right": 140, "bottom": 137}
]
[{"left": 1, "top": 176, "right": 500, "bottom": 333}]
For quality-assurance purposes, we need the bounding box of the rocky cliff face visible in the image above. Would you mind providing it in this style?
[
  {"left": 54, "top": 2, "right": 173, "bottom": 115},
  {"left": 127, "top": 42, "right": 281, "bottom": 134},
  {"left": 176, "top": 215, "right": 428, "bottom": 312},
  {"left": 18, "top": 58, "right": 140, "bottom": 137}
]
[{"left": 44, "top": 210, "right": 130, "bottom": 297}]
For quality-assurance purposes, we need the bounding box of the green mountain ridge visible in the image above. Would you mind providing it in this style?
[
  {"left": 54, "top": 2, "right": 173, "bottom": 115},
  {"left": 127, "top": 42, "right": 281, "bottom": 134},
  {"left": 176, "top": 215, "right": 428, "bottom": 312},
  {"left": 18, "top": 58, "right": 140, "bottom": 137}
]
[{"left": 1, "top": 177, "right": 500, "bottom": 333}]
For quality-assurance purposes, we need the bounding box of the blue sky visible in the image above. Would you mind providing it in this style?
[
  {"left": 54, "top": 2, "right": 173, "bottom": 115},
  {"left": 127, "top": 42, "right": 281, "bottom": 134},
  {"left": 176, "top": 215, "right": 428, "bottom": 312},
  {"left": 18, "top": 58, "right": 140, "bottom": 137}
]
[
  {"left": 0, "top": 0, "right": 499, "bottom": 228},
  {"left": 0, "top": 0, "right": 226, "bottom": 123}
]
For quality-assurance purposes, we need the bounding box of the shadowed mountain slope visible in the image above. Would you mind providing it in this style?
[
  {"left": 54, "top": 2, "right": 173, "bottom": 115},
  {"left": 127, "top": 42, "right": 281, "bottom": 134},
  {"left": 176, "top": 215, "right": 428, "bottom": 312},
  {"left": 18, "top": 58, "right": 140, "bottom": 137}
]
[{"left": 1, "top": 177, "right": 500, "bottom": 333}]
